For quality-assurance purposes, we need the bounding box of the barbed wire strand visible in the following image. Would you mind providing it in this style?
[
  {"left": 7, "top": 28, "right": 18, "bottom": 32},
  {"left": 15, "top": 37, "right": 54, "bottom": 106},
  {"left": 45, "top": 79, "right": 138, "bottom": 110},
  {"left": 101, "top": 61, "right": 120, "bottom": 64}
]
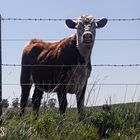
[
  {"left": 1, "top": 18, "right": 140, "bottom": 22},
  {"left": 2, "top": 64, "right": 140, "bottom": 67},
  {"left": 2, "top": 83, "right": 140, "bottom": 86},
  {"left": 2, "top": 64, "right": 140, "bottom": 86},
  {"left": 2, "top": 38, "right": 140, "bottom": 42}
]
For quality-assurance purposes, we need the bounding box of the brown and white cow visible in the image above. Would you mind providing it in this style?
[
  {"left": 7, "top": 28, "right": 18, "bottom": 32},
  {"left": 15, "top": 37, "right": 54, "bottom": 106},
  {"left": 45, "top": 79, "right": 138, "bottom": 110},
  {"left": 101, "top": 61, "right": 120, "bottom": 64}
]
[{"left": 20, "top": 15, "right": 107, "bottom": 120}]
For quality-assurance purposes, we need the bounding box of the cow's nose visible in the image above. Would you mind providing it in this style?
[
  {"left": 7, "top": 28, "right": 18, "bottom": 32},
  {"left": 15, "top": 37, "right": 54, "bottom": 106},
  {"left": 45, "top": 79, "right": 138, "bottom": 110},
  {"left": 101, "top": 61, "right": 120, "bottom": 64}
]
[
  {"left": 82, "top": 32, "right": 93, "bottom": 44},
  {"left": 83, "top": 32, "right": 93, "bottom": 40}
]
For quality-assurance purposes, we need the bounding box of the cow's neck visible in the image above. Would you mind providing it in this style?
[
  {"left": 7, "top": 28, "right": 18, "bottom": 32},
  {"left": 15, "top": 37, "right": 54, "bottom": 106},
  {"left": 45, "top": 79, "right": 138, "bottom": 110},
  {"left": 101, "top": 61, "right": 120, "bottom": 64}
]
[{"left": 76, "top": 36, "right": 94, "bottom": 64}]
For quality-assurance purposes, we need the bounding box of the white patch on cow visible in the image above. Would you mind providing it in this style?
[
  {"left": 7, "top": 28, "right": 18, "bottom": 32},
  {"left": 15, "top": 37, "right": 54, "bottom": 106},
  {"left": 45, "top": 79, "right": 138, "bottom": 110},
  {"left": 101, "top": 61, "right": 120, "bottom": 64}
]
[
  {"left": 65, "top": 15, "right": 95, "bottom": 94},
  {"left": 76, "top": 15, "right": 96, "bottom": 62},
  {"left": 30, "top": 74, "right": 34, "bottom": 84},
  {"left": 64, "top": 15, "right": 96, "bottom": 94},
  {"left": 64, "top": 62, "right": 91, "bottom": 94}
]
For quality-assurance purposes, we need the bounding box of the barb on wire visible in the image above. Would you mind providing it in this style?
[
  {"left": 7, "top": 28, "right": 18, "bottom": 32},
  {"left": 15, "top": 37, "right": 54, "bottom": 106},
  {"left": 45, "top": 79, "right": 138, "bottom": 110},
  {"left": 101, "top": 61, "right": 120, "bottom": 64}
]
[
  {"left": 1, "top": 17, "right": 140, "bottom": 22},
  {"left": 2, "top": 63, "right": 140, "bottom": 67}
]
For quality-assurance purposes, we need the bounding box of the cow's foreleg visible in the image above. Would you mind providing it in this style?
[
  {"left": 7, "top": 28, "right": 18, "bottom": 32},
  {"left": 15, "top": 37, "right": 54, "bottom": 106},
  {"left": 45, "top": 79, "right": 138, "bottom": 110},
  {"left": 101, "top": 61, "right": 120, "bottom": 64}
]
[
  {"left": 76, "top": 83, "right": 87, "bottom": 121},
  {"left": 32, "top": 87, "right": 43, "bottom": 118},
  {"left": 57, "top": 92, "right": 67, "bottom": 115}
]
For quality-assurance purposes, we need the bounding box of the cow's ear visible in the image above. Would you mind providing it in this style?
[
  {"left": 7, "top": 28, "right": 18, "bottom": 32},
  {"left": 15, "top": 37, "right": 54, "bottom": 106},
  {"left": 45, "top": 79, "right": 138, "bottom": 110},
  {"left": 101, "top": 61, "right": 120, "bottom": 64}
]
[
  {"left": 65, "top": 19, "right": 77, "bottom": 29},
  {"left": 96, "top": 18, "right": 108, "bottom": 28}
]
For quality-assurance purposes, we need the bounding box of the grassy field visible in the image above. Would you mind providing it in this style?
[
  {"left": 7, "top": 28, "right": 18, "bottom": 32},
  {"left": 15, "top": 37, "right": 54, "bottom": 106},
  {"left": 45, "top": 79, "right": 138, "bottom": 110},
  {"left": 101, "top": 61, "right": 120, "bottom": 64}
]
[{"left": 0, "top": 102, "right": 140, "bottom": 140}]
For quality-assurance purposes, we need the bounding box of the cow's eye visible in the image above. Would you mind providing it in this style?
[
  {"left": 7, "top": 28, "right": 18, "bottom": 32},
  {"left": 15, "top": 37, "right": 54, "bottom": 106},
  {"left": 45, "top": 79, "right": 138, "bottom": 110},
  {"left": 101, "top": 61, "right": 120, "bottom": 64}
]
[{"left": 78, "top": 24, "right": 84, "bottom": 31}]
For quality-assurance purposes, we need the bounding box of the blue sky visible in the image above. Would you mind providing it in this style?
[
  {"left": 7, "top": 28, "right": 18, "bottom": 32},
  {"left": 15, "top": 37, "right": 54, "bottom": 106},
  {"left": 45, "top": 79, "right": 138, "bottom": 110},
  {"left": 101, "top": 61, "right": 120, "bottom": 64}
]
[{"left": 0, "top": 0, "right": 140, "bottom": 106}]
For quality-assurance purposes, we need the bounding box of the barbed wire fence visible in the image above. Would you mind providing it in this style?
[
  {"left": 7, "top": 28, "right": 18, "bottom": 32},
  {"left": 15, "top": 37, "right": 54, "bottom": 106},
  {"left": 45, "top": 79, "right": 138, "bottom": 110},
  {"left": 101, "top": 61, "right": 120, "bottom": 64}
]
[
  {"left": 0, "top": 16, "right": 140, "bottom": 115},
  {"left": 1, "top": 17, "right": 140, "bottom": 21}
]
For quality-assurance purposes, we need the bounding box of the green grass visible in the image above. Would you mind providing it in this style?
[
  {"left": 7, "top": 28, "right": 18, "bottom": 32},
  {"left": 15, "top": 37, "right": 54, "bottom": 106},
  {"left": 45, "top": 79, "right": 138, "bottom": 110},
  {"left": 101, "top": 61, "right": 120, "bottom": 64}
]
[{"left": 1, "top": 102, "right": 140, "bottom": 140}]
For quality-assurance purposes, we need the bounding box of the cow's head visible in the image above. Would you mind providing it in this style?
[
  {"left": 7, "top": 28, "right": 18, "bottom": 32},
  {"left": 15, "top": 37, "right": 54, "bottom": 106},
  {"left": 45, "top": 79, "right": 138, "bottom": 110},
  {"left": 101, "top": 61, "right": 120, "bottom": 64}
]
[{"left": 66, "top": 15, "right": 107, "bottom": 53}]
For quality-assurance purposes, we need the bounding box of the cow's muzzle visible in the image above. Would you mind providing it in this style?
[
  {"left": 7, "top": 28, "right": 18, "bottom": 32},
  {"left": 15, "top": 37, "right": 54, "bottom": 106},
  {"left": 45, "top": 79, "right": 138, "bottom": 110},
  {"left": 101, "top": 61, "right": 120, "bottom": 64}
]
[{"left": 82, "top": 31, "right": 93, "bottom": 44}]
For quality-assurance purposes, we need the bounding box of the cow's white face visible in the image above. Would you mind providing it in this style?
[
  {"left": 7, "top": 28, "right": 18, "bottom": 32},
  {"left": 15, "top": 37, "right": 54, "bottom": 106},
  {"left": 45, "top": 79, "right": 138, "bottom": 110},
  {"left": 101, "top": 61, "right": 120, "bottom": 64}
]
[
  {"left": 66, "top": 15, "right": 107, "bottom": 58},
  {"left": 76, "top": 15, "right": 96, "bottom": 47}
]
